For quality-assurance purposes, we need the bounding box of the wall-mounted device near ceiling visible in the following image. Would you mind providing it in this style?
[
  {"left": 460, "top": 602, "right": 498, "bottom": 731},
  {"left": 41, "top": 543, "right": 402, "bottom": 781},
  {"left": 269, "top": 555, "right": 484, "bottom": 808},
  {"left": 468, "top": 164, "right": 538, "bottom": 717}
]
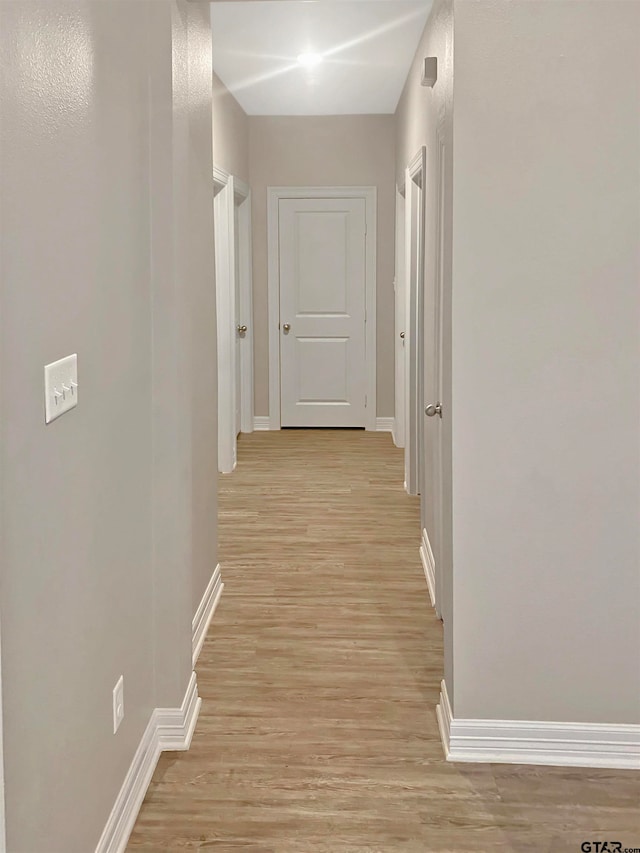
[{"left": 421, "top": 57, "right": 437, "bottom": 88}]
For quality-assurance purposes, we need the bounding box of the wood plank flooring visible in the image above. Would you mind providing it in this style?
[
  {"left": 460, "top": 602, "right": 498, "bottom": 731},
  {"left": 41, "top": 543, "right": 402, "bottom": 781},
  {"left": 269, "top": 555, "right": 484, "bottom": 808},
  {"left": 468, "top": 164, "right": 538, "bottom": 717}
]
[{"left": 128, "top": 430, "right": 640, "bottom": 852}]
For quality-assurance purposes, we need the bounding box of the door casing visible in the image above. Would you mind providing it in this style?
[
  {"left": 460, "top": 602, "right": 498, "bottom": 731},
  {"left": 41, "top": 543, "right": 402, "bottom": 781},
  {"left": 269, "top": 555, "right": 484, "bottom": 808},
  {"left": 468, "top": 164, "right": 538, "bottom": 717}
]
[{"left": 267, "top": 186, "right": 377, "bottom": 431}]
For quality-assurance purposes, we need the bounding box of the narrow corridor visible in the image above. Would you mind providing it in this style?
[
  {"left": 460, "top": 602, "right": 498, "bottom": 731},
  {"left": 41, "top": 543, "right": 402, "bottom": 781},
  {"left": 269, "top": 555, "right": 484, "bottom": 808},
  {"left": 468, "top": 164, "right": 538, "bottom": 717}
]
[{"left": 128, "top": 431, "right": 640, "bottom": 852}]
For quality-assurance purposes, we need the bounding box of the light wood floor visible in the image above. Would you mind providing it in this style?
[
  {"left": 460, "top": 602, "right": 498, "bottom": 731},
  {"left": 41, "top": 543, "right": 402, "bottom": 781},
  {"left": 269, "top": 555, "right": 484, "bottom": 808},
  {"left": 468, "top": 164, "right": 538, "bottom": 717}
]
[{"left": 128, "top": 430, "right": 640, "bottom": 852}]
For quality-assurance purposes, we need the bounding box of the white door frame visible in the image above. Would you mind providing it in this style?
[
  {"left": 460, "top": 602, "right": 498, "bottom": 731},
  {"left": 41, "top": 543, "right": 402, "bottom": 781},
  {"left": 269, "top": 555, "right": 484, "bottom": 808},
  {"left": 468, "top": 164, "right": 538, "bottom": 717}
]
[
  {"left": 267, "top": 186, "right": 377, "bottom": 431},
  {"left": 213, "top": 166, "right": 254, "bottom": 474},
  {"left": 405, "top": 149, "right": 426, "bottom": 496},
  {"left": 394, "top": 184, "right": 406, "bottom": 450}
]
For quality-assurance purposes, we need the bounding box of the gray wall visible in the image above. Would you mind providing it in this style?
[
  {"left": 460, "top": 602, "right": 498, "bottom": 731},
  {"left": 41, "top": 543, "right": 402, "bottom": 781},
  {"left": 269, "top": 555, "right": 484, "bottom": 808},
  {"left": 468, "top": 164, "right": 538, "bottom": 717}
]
[
  {"left": 187, "top": 7, "right": 219, "bottom": 621},
  {"left": 248, "top": 115, "right": 397, "bottom": 418},
  {"left": 213, "top": 70, "right": 250, "bottom": 184},
  {"left": 0, "top": 2, "right": 217, "bottom": 850},
  {"left": 451, "top": 0, "right": 640, "bottom": 723}
]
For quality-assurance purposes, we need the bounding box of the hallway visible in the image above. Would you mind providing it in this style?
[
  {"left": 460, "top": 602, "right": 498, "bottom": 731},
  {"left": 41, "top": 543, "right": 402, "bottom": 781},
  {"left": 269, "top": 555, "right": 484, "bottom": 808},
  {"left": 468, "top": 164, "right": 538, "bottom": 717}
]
[{"left": 128, "top": 431, "right": 640, "bottom": 852}]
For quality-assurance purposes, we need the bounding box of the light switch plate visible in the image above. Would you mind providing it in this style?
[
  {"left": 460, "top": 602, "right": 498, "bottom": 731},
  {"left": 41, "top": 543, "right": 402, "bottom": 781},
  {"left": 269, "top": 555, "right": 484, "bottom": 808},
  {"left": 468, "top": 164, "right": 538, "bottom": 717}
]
[{"left": 44, "top": 354, "right": 78, "bottom": 423}]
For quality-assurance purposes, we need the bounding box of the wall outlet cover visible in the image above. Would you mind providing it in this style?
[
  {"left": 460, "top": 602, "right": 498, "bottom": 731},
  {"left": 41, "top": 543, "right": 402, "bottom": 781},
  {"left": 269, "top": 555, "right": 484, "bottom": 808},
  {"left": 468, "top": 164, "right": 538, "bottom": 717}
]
[
  {"left": 112, "top": 676, "right": 124, "bottom": 734},
  {"left": 421, "top": 56, "right": 438, "bottom": 88}
]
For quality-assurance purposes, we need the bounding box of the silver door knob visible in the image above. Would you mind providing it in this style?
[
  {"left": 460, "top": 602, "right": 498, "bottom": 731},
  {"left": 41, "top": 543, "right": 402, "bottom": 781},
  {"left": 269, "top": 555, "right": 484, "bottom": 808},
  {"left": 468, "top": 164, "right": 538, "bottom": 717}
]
[
  {"left": 237, "top": 324, "right": 247, "bottom": 334},
  {"left": 282, "top": 323, "right": 291, "bottom": 333},
  {"left": 425, "top": 402, "right": 442, "bottom": 418},
  {"left": 400, "top": 332, "right": 405, "bottom": 339}
]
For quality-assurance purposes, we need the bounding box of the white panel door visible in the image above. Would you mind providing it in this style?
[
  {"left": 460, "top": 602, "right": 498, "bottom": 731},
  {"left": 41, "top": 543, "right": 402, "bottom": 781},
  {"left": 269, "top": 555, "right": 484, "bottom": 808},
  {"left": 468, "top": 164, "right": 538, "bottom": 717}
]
[
  {"left": 278, "top": 197, "right": 367, "bottom": 428},
  {"left": 422, "top": 140, "right": 446, "bottom": 616}
]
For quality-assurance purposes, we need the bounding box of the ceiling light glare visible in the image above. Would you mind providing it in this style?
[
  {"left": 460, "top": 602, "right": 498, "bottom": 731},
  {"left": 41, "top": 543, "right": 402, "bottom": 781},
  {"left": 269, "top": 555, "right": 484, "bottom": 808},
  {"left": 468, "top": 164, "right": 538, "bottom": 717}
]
[{"left": 297, "top": 52, "right": 323, "bottom": 69}]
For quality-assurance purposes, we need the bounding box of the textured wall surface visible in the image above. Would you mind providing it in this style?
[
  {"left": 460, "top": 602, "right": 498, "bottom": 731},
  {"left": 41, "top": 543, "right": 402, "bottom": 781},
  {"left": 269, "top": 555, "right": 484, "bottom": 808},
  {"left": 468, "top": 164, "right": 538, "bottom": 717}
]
[
  {"left": 0, "top": 2, "right": 216, "bottom": 850},
  {"left": 451, "top": 0, "right": 640, "bottom": 724},
  {"left": 212, "top": 70, "right": 249, "bottom": 183}
]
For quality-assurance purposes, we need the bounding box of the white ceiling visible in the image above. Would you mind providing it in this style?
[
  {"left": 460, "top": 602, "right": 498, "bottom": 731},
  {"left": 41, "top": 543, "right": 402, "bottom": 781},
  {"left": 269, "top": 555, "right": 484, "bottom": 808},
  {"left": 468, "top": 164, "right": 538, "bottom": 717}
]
[{"left": 210, "top": 1, "right": 432, "bottom": 116}]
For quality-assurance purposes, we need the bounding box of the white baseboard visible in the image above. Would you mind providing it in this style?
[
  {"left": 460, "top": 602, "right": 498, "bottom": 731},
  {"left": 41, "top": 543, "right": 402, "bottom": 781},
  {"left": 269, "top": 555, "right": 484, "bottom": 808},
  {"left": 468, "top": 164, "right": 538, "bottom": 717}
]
[
  {"left": 95, "top": 672, "right": 202, "bottom": 853},
  {"left": 419, "top": 527, "right": 437, "bottom": 611},
  {"left": 375, "top": 417, "right": 395, "bottom": 433},
  {"left": 437, "top": 680, "right": 640, "bottom": 770},
  {"left": 156, "top": 673, "right": 201, "bottom": 752},
  {"left": 435, "top": 677, "right": 452, "bottom": 757},
  {"left": 192, "top": 563, "right": 223, "bottom": 668},
  {"left": 253, "top": 416, "right": 270, "bottom": 431}
]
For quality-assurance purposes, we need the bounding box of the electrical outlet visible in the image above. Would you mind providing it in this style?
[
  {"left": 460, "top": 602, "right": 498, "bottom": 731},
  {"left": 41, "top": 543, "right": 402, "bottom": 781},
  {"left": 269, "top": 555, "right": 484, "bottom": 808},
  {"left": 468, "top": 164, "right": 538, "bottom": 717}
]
[{"left": 112, "top": 676, "right": 124, "bottom": 734}]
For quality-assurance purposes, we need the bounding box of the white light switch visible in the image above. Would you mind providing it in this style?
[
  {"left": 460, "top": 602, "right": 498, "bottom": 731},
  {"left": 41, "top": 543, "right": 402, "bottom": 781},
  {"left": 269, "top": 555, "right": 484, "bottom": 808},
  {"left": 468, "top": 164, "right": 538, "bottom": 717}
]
[{"left": 44, "top": 354, "right": 78, "bottom": 424}]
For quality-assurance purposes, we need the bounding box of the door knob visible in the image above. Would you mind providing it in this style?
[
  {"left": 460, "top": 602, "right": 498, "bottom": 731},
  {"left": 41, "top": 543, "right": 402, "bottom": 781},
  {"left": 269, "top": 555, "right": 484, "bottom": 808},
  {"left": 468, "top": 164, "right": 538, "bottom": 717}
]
[
  {"left": 425, "top": 402, "right": 442, "bottom": 418},
  {"left": 400, "top": 332, "right": 405, "bottom": 339},
  {"left": 282, "top": 323, "right": 291, "bottom": 333},
  {"left": 237, "top": 324, "right": 248, "bottom": 334}
]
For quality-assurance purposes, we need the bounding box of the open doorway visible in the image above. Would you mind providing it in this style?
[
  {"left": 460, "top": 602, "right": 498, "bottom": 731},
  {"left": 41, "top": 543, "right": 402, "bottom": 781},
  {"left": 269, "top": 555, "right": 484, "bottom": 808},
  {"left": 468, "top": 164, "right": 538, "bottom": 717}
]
[
  {"left": 404, "top": 147, "right": 426, "bottom": 497},
  {"left": 213, "top": 167, "right": 254, "bottom": 474}
]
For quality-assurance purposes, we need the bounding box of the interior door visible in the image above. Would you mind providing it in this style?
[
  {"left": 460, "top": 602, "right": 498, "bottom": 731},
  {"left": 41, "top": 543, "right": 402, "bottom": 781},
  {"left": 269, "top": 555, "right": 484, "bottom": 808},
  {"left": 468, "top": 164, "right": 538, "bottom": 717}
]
[
  {"left": 278, "top": 197, "right": 367, "bottom": 428},
  {"left": 422, "top": 141, "right": 446, "bottom": 617}
]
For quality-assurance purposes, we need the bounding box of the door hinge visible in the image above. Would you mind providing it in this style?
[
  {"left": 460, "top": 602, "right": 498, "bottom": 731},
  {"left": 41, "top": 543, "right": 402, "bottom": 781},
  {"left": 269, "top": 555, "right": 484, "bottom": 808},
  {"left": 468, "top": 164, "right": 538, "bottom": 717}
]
[{"left": 365, "top": 395, "right": 368, "bottom": 408}]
